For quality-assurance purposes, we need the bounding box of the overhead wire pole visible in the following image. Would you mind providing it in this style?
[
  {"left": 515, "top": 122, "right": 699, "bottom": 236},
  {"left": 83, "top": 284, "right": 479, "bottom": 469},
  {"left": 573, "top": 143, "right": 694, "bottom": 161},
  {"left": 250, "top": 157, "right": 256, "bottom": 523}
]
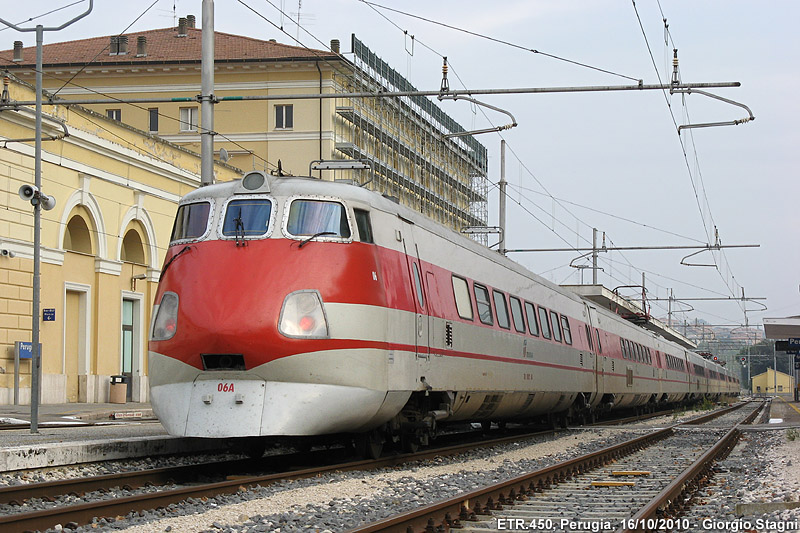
[
  {"left": 200, "top": 0, "right": 215, "bottom": 186},
  {"left": 0, "top": 0, "right": 94, "bottom": 434},
  {"left": 498, "top": 139, "right": 507, "bottom": 255}
]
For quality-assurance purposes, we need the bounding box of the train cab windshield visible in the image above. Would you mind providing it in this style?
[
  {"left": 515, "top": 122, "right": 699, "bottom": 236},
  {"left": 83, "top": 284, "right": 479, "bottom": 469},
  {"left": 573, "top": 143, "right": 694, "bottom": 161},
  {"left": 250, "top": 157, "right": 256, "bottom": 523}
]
[
  {"left": 171, "top": 201, "right": 211, "bottom": 243},
  {"left": 287, "top": 199, "right": 351, "bottom": 238},
  {"left": 221, "top": 198, "right": 273, "bottom": 237}
]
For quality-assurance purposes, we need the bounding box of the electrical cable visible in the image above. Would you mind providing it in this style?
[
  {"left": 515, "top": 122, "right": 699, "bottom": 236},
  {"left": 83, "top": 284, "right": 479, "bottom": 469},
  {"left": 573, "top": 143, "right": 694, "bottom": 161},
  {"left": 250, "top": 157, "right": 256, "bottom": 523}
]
[
  {"left": 0, "top": 0, "right": 87, "bottom": 32},
  {"left": 360, "top": 0, "right": 642, "bottom": 83}
]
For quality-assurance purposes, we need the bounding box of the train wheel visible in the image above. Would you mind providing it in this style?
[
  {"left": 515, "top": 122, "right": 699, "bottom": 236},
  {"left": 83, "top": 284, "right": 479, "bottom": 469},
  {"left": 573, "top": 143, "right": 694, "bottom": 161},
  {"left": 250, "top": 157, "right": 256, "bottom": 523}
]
[
  {"left": 356, "top": 430, "right": 384, "bottom": 459},
  {"left": 401, "top": 432, "right": 420, "bottom": 453},
  {"left": 243, "top": 437, "right": 267, "bottom": 459}
]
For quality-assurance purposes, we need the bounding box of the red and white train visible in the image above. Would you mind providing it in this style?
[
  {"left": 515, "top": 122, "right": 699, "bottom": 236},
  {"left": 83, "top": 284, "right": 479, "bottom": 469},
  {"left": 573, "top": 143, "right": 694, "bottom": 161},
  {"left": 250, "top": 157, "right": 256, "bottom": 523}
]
[{"left": 148, "top": 171, "right": 739, "bottom": 455}]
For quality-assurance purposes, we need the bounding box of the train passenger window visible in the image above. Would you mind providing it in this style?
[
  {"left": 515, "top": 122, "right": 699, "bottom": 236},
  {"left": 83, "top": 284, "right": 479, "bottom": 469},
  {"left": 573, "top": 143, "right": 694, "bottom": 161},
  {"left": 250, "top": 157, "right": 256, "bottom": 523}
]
[
  {"left": 171, "top": 201, "right": 211, "bottom": 243},
  {"left": 287, "top": 199, "right": 351, "bottom": 238},
  {"left": 493, "top": 291, "right": 510, "bottom": 329},
  {"left": 550, "top": 311, "right": 563, "bottom": 342},
  {"left": 595, "top": 329, "right": 602, "bottom": 353},
  {"left": 451, "top": 276, "right": 473, "bottom": 320},
  {"left": 412, "top": 263, "right": 425, "bottom": 308},
  {"left": 524, "top": 302, "right": 539, "bottom": 336},
  {"left": 354, "top": 209, "right": 374, "bottom": 243},
  {"left": 509, "top": 297, "right": 526, "bottom": 333},
  {"left": 221, "top": 198, "right": 273, "bottom": 237},
  {"left": 473, "top": 284, "right": 494, "bottom": 325},
  {"left": 537, "top": 306, "right": 551, "bottom": 339},
  {"left": 560, "top": 316, "right": 572, "bottom": 345}
]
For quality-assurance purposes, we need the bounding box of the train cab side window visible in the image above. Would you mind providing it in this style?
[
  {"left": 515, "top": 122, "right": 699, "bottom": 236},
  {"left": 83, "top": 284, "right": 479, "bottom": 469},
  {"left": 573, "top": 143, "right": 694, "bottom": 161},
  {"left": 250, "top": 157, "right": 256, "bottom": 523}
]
[
  {"left": 221, "top": 198, "right": 273, "bottom": 237},
  {"left": 509, "top": 297, "right": 526, "bottom": 333},
  {"left": 171, "top": 201, "right": 211, "bottom": 243},
  {"left": 550, "top": 311, "right": 562, "bottom": 342},
  {"left": 493, "top": 291, "right": 511, "bottom": 329},
  {"left": 560, "top": 315, "right": 572, "bottom": 345},
  {"left": 287, "top": 199, "right": 351, "bottom": 238},
  {"left": 537, "top": 306, "right": 551, "bottom": 339},
  {"left": 412, "top": 262, "right": 425, "bottom": 308},
  {"left": 595, "top": 329, "right": 603, "bottom": 353},
  {"left": 621, "top": 339, "right": 628, "bottom": 359},
  {"left": 585, "top": 325, "right": 594, "bottom": 350},
  {"left": 524, "top": 302, "right": 539, "bottom": 336},
  {"left": 473, "top": 284, "right": 494, "bottom": 325},
  {"left": 353, "top": 209, "right": 374, "bottom": 243},
  {"left": 451, "top": 276, "right": 474, "bottom": 320}
]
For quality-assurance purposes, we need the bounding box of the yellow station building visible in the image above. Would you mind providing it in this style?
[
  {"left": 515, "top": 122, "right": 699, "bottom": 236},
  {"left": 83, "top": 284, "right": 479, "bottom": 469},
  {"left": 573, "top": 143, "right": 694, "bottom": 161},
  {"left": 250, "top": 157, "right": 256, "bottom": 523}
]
[
  {"left": 0, "top": 18, "right": 488, "bottom": 404},
  {"left": 752, "top": 369, "right": 796, "bottom": 399},
  {"left": 0, "top": 75, "right": 239, "bottom": 404}
]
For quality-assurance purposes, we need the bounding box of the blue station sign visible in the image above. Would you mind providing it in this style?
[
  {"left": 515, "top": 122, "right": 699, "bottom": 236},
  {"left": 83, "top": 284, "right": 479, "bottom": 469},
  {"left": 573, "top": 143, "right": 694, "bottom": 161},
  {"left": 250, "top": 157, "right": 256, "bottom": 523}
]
[{"left": 14, "top": 341, "right": 41, "bottom": 360}]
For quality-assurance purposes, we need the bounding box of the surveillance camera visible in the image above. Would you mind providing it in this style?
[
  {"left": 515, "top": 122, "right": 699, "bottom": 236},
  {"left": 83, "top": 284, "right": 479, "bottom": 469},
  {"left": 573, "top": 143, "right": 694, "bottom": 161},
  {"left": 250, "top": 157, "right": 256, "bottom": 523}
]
[
  {"left": 19, "top": 184, "right": 38, "bottom": 201},
  {"left": 1, "top": 249, "right": 15, "bottom": 258}
]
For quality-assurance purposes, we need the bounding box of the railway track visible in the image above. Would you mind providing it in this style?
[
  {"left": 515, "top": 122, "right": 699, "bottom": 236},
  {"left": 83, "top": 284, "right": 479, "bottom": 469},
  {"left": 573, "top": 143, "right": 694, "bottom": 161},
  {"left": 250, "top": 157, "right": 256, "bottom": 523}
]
[
  {"left": 0, "top": 424, "right": 575, "bottom": 532},
  {"left": 346, "top": 401, "right": 762, "bottom": 533},
  {"left": 0, "top": 403, "right": 749, "bottom": 532}
]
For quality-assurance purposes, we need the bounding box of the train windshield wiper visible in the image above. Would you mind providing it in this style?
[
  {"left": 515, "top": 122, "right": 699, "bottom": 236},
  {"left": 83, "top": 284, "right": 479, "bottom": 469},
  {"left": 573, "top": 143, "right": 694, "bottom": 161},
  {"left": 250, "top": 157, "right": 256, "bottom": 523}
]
[
  {"left": 160, "top": 245, "right": 191, "bottom": 278},
  {"left": 298, "top": 231, "right": 336, "bottom": 248}
]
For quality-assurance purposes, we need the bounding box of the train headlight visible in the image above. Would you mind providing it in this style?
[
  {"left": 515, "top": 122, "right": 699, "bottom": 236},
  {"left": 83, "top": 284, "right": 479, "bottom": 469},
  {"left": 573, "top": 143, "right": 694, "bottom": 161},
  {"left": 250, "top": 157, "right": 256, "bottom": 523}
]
[
  {"left": 279, "top": 290, "right": 329, "bottom": 338},
  {"left": 151, "top": 292, "right": 179, "bottom": 341}
]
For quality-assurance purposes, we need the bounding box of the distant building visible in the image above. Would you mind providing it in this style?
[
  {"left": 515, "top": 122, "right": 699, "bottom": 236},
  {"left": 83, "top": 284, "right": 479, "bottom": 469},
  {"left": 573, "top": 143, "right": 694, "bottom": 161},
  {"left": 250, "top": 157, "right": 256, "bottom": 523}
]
[
  {"left": 1, "top": 21, "right": 488, "bottom": 235},
  {"left": 751, "top": 368, "right": 795, "bottom": 399}
]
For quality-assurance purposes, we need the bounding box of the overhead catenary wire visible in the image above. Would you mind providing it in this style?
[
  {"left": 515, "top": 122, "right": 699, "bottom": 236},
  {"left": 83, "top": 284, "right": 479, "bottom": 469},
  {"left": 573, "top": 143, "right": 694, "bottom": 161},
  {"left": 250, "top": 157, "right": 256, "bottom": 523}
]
[
  {"left": 359, "top": 0, "right": 643, "bottom": 83},
  {"left": 359, "top": 0, "right": 740, "bottom": 317},
  {"left": 0, "top": 0, "right": 87, "bottom": 33},
  {"left": 631, "top": 0, "right": 750, "bottom": 317}
]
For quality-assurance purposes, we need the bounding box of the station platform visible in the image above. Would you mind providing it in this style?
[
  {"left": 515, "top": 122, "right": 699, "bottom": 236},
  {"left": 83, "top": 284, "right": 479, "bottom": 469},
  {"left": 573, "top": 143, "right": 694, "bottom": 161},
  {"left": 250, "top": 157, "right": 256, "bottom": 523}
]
[
  {"left": 767, "top": 396, "right": 800, "bottom": 425},
  {"left": 0, "top": 402, "right": 228, "bottom": 473}
]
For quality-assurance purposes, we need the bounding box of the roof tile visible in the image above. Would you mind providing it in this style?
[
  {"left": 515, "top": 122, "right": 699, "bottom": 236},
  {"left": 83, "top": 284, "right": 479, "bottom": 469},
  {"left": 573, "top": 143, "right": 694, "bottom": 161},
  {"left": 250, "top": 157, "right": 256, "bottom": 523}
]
[{"left": 0, "top": 27, "right": 335, "bottom": 67}]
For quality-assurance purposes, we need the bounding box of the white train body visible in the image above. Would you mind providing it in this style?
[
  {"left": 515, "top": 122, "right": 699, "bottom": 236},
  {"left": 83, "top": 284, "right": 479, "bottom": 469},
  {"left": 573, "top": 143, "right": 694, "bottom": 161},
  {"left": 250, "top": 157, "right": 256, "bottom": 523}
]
[{"left": 148, "top": 174, "right": 739, "bottom": 442}]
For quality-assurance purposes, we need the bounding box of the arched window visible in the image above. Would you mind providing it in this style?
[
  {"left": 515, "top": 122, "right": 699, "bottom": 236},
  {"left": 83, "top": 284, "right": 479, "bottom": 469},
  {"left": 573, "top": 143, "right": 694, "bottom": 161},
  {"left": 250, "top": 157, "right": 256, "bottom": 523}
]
[
  {"left": 64, "top": 215, "right": 94, "bottom": 254},
  {"left": 121, "top": 229, "right": 146, "bottom": 264}
]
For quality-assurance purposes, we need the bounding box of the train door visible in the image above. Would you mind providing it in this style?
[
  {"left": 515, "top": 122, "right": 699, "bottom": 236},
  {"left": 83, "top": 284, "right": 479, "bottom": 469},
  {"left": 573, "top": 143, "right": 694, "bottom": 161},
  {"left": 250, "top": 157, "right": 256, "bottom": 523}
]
[
  {"left": 586, "top": 305, "right": 602, "bottom": 405},
  {"left": 398, "top": 219, "right": 431, "bottom": 366}
]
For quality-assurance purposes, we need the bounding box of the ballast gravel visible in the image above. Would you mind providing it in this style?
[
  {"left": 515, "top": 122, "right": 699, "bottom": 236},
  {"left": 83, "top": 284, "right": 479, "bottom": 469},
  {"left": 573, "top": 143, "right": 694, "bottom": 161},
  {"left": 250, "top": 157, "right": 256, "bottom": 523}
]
[
  {"left": 29, "top": 405, "right": 779, "bottom": 533},
  {"left": 683, "top": 428, "right": 800, "bottom": 533},
  {"left": 69, "top": 428, "right": 626, "bottom": 533}
]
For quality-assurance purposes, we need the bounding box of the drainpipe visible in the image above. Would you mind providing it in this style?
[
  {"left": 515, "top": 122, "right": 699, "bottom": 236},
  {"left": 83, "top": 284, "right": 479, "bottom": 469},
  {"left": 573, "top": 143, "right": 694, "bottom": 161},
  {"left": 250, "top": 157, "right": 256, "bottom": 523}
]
[{"left": 316, "top": 61, "right": 322, "bottom": 179}]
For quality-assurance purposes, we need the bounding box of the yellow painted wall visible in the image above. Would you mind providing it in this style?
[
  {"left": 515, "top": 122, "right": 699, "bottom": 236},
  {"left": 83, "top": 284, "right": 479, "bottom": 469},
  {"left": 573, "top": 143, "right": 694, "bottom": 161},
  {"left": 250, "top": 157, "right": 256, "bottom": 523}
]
[
  {"left": 0, "top": 75, "right": 240, "bottom": 404},
  {"left": 752, "top": 368, "right": 796, "bottom": 399}
]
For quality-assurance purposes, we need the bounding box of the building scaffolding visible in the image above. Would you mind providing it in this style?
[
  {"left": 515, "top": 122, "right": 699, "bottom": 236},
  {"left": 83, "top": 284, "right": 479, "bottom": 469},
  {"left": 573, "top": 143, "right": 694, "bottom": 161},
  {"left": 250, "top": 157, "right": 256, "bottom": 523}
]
[{"left": 334, "top": 35, "right": 488, "bottom": 238}]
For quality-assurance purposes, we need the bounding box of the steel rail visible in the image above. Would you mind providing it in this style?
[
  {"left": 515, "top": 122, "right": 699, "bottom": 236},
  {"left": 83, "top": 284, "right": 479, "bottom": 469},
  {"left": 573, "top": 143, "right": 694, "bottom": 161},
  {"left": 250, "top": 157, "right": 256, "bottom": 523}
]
[
  {"left": 618, "top": 411, "right": 757, "bottom": 533},
  {"left": 0, "top": 426, "right": 566, "bottom": 531},
  {"left": 347, "top": 428, "right": 675, "bottom": 533},
  {"left": 0, "top": 404, "right": 743, "bottom": 531},
  {"left": 345, "top": 402, "right": 754, "bottom": 533}
]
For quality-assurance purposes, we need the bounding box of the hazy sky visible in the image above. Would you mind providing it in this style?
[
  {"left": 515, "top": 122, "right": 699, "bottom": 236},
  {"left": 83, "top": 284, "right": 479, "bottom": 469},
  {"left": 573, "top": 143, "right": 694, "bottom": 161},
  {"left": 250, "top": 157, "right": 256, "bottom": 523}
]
[{"left": 3, "top": 1, "right": 798, "bottom": 331}]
